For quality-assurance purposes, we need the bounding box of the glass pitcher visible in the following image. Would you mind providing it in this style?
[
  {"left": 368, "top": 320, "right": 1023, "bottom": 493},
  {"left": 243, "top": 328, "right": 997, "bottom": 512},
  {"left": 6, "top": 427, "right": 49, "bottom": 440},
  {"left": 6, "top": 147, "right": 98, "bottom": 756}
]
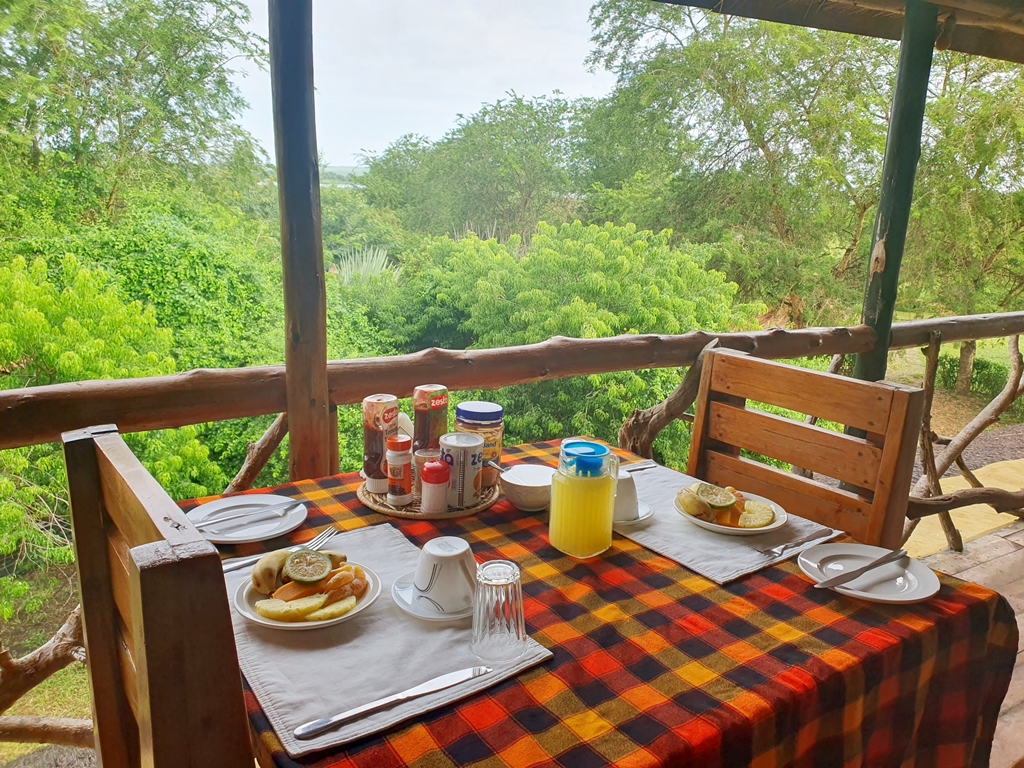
[{"left": 549, "top": 440, "right": 619, "bottom": 558}]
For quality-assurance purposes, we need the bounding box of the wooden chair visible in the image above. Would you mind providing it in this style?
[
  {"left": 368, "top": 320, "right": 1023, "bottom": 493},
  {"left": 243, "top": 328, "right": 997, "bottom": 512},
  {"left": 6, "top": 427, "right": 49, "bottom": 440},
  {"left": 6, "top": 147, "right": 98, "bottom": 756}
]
[
  {"left": 63, "top": 425, "right": 252, "bottom": 768},
  {"left": 687, "top": 349, "right": 925, "bottom": 549}
]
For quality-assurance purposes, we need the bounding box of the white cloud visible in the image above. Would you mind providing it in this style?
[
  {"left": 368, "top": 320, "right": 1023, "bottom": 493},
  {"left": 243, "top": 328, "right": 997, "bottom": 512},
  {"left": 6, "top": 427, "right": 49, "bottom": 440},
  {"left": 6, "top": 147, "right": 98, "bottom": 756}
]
[{"left": 232, "top": 0, "right": 616, "bottom": 165}]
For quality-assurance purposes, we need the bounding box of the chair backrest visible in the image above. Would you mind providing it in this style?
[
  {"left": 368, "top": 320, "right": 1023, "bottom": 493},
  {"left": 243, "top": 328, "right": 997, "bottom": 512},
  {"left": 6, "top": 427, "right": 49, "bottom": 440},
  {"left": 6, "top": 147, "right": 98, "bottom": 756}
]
[
  {"left": 687, "top": 349, "right": 925, "bottom": 549},
  {"left": 63, "top": 425, "right": 252, "bottom": 768}
]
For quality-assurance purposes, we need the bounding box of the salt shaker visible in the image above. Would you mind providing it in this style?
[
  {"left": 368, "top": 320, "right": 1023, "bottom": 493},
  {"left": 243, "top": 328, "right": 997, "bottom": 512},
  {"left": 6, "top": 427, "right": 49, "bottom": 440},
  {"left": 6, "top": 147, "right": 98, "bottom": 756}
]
[{"left": 420, "top": 460, "right": 450, "bottom": 514}]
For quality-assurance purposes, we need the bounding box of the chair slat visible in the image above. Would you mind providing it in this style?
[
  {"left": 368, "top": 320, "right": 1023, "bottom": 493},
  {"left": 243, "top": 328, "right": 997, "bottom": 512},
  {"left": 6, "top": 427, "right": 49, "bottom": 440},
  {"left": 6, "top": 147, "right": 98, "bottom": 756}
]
[
  {"left": 116, "top": 616, "right": 139, "bottom": 720},
  {"left": 107, "top": 529, "right": 133, "bottom": 632},
  {"left": 865, "top": 388, "right": 925, "bottom": 547},
  {"left": 709, "top": 351, "right": 894, "bottom": 433},
  {"left": 94, "top": 434, "right": 206, "bottom": 549},
  {"left": 705, "top": 451, "right": 875, "bottom": 542},
  {"left": 707, "top": 401, "right": 882, "bottom": 489}
]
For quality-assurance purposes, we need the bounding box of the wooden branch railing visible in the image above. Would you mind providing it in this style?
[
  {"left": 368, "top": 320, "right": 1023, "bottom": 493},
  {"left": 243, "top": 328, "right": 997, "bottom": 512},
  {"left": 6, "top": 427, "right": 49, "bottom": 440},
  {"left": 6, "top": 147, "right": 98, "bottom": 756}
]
[
  {"left": 0, "top": 325, "right": 877, "bottom": 450},
  {"left": 618, "top": 339, "right": 718, "bottom": 457},
  {"left": 2, "top": 311, "right": 1022, "bottom": 453},
  {"left": 0, "top": 607, "right": 90, "bottom": 748},
  {"left": 907, "top": 487, "right": 1024, "bottom": 519},
  {"left": 224, "top": 412, "right": 288, "bottom": 494}
]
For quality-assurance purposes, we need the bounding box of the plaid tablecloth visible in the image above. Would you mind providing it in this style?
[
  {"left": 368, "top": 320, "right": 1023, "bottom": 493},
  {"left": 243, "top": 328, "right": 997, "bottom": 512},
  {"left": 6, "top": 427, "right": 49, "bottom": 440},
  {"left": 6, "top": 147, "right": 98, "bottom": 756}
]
[{"left": 182, "top": 441, "right": 1019, "bottom": 768}]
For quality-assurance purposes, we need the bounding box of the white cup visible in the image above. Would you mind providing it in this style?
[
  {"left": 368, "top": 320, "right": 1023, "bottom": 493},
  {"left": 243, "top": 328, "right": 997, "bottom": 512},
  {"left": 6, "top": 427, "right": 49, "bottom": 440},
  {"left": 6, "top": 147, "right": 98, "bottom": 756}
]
[
  {"left": 412, "top": 536, "right": 477, "bottom": 614},
  {"left": 613, "top": 470, "right": 640, "bottom": 522}
]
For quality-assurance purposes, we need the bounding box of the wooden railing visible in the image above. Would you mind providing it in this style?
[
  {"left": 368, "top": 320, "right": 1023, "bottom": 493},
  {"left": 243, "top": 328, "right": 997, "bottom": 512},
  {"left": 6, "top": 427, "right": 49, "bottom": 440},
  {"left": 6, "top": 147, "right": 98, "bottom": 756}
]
[{"left": 4, "top": 311, "right": 1024, "bottom": 451}]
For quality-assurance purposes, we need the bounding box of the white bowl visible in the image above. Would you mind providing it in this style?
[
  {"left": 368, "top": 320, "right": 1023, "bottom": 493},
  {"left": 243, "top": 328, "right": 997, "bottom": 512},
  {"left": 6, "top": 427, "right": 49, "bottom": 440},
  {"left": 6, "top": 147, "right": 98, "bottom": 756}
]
[{"left": 500, "top": 465, "right": 555, "bottom": 511}]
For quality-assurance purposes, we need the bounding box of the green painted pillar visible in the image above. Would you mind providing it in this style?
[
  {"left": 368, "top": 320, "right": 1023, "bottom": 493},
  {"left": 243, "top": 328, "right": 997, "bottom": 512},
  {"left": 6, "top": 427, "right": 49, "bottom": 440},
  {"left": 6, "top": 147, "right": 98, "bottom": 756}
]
[{"left": 854, "top": 0, "right": 938, "bottom": 382}]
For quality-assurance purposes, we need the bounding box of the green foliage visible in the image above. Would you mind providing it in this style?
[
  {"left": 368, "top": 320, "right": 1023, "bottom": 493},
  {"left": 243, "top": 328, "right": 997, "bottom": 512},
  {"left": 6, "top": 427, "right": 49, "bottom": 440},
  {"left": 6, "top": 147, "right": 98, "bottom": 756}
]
[
  {"left": 346, "top": 221, "right": 754, "bottom": 467},
  {"left": 0, "top": 256, "right": 175, "bottom": 387},
  {"left": 0, "top": 256, "right": 227, "bottom": 617},
  {"left": 936, "top": 351, "right": 1024, "bottom": 418},
  {"left": 333, "top": 246, "right": 400, "bottom": 286},
  {"left": 362, "top": 94, "right": 577, "bottom": 239}
]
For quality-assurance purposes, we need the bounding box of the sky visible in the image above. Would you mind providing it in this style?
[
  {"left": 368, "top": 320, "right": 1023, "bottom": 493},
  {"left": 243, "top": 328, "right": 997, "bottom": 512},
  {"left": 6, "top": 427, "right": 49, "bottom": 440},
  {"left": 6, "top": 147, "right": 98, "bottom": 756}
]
[{"left": 232, "top": 0, "right": 617, "bottom": 167}]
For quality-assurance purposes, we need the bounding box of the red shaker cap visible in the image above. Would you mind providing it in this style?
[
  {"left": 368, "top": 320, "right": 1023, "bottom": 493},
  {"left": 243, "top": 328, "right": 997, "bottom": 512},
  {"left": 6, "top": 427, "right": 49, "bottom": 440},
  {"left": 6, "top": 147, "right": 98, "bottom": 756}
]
[
  {"left": 421, "top": 460, "right": 450, "bottom": 484},
  {"left": 386, "top": 434, "right": 412, "bottom": 451}
]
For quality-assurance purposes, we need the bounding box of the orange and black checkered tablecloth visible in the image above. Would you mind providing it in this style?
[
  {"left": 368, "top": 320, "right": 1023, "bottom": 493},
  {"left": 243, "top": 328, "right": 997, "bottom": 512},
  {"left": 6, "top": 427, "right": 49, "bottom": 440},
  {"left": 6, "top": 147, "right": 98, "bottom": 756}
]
[{"left": 181, "top": 441, "right": 1019, "bottom": 768}]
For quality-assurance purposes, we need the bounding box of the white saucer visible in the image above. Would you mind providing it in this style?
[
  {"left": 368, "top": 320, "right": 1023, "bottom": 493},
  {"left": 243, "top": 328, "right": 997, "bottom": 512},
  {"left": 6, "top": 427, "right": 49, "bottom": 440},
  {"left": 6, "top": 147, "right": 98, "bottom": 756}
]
[
  {"left": 233, "top": 563, "right": 381, "bottom": 630},
  {"left": 798, "top": 543, "right": 940, "bottom": 604},
  {"left": 391, "top": 571, "right": 474, "bottom": 622},
  {"left": 187, "top": 495, "right": 307, "bottom": 545},
  {"left": 614, "top": 501, "right": 655, "bottom": 526},
  {"left": 673, "top": 491, "right": 787, "bottom": 536}
]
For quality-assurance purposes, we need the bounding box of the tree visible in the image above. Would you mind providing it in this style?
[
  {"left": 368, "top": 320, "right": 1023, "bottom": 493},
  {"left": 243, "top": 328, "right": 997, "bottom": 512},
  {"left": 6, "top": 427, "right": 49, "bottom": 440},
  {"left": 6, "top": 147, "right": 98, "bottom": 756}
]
[
  {"left": 362, "top": 94, "right": 577, "bottom": 239},
  {"left": 903, "top": 52, "right": 1024, "bottom": 317},
  {"left": 582, "top": 2, "right": 901, "bottom": 322},
  {"left": 348, "top": 221, "right": 755, "bottom": 467},
  {"left": 0, "top": 256, "right": 227, "bottom": 618}
]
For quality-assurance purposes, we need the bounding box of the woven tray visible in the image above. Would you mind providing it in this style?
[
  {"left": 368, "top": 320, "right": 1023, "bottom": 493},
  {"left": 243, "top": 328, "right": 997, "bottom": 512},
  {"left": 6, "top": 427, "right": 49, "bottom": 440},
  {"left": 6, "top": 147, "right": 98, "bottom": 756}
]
[{"left": 356, "top": 482, "right": 501, "bottom": 520}]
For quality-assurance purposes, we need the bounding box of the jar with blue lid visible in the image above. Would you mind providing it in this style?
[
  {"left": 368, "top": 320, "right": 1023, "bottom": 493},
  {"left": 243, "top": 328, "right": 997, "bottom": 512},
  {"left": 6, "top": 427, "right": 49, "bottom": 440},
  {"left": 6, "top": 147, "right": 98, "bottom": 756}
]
[{"left": 454, "top": 401, "right": 504, "bottom": 487}]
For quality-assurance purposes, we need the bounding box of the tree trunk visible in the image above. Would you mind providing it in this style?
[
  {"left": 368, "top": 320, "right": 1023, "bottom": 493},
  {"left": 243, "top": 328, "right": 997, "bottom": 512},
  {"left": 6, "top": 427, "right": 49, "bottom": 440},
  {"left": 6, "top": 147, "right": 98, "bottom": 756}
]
[{"left": 956, "top": 340, "right": 976, "bottom": 395}]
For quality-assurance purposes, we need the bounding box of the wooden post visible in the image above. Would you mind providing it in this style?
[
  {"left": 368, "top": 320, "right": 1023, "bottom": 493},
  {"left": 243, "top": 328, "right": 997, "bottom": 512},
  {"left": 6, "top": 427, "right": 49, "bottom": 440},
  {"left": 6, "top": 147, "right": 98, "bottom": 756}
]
[
  {"left": 269, "top": 0, "right": 331, "bottom": 480},
  {"left": 854, "top": 0, "right": 938, "bottom": 382}
]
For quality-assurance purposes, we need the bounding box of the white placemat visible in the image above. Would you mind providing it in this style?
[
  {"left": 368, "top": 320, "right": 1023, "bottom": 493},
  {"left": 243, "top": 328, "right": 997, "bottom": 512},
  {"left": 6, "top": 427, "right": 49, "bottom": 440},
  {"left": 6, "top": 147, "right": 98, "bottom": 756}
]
[
  {"left": 224, "top": 524, "right": 552, "bottom": 757},
  {"left": 615, "top": 465, "right": 841, "bottom": 584}
]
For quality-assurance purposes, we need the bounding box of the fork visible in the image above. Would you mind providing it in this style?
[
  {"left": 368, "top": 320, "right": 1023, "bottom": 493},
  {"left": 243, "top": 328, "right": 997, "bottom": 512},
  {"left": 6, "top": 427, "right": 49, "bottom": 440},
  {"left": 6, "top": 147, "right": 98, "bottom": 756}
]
[
  {"left": 751, "top": 529, "right": 835, "bottom": 558},
  {"left": 221, "top": 527, "right": 336, "bottom": 573}
]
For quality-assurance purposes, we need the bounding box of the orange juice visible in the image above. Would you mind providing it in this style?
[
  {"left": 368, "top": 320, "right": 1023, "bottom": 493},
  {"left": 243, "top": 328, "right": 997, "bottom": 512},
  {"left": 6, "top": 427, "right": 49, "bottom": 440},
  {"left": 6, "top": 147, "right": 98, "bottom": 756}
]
[
  {"left": 549, "top": 472, "right": 616, "bottom": 558},
  {"left": 548, "top": 440, "right": 618, "bottom": 559}
]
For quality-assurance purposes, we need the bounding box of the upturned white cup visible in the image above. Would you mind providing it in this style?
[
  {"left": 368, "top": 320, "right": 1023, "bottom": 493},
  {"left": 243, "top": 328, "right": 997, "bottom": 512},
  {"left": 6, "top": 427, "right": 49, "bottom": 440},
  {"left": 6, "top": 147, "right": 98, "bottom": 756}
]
[
  {"left": 613, "top": 470, "right": 640, "bottom": 522},
  {"left": 412, "top": 536, "right": 477, "bottom": 614}
]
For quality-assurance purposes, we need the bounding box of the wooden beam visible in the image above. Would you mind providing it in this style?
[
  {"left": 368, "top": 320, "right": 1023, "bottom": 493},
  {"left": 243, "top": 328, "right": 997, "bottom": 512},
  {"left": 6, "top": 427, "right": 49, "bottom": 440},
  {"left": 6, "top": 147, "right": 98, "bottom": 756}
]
[
  {"left": 854, "top": 0, "right": 939, "bottom": 382},
  {"left": 0, "top": 717, "right": 94, "bottom": 748},
  {"left": 269, "top": 0, "right": 331, "bottom": 480},
  {"left": 4, "top": 312, "right": 1024, "bottom": 452},
  {"left": 654, "top": 0, "right": 1024, "bottom": 64},
  {"left": 888, "top": 311, "right": 1024, "bottom": 348},
  {"left": 1, "top": 326, "right": 875, "bottom": 449},
  {"left": 907, "top": 487, "right": 1024, "bottom": 518}
]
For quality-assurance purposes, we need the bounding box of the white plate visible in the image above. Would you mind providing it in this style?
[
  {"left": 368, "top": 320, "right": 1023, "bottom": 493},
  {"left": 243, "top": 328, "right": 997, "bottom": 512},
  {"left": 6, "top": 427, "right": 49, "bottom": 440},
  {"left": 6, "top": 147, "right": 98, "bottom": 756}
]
[
  {"left": 798, "top": 543, "right": 940, "bottom": 604},
  {"left": 234, "top": 563, "right": 382, "bottom": 630},
  {"left": 614, "top": 501, "right": 655, "bottom": 526},
  {"left": 391, "top": 570, "right": 474, "bottom": 622},
  {"left": 673, "top": 491, "right": 787, "bottom": 536},
  {"left": 187, "top": 494, "right": 307, "bottom": 545}
]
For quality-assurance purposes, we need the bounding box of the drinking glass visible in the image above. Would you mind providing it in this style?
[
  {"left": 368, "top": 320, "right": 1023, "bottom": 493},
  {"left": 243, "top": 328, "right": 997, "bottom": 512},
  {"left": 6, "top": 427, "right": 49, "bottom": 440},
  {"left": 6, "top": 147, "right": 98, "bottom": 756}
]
[{"left": 471, "top": 560, "right": 527, "bottom": 662}]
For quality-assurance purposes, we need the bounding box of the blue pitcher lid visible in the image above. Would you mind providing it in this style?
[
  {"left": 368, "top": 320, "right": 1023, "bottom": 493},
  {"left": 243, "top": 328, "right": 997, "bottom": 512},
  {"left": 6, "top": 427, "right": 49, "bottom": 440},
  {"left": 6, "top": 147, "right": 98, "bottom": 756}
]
[{"left": 561, "top": 440, "right": 610, "bottom": 476}]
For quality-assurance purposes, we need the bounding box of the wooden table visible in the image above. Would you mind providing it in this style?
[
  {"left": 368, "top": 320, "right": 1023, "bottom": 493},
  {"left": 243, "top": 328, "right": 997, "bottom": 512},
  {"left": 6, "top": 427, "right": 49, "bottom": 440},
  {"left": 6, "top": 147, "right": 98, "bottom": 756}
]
[{"left": 182, "top": 441, "right": 1019, "bottom": 768}]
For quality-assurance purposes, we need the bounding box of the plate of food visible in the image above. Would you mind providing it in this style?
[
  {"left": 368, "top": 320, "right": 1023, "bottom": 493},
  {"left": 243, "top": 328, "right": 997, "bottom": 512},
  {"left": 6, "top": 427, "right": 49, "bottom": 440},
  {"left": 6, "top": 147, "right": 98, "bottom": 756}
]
[
  {"left": 674, "top": 481, "right": 787, "bottom": 536},
  {"left": 234, "top": 547, "right": 381, "bottom": 630}
]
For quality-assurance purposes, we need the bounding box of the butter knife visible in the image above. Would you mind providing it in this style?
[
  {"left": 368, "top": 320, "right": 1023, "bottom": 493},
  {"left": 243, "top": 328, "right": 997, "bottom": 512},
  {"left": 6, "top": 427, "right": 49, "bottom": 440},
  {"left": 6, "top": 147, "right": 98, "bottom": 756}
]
[
  {"left": 815, "top": 549, "right": 908, "bottom": 589},
  {"left": 294, "top": 666, "right": 493, "bottom": 740}
]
